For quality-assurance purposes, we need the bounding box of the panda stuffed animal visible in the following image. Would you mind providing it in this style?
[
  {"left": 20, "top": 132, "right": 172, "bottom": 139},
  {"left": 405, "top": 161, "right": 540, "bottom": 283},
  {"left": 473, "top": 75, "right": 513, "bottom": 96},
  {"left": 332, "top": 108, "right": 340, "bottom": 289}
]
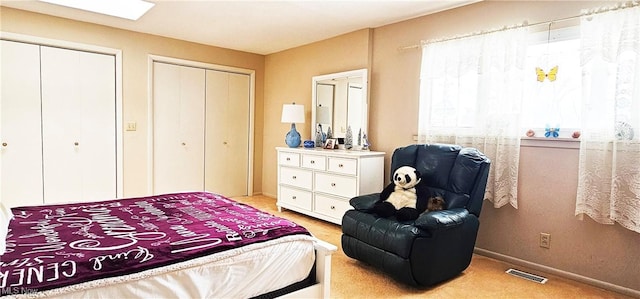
[{"left": 373, "top": 166, "right": 430, "bottom": 221}]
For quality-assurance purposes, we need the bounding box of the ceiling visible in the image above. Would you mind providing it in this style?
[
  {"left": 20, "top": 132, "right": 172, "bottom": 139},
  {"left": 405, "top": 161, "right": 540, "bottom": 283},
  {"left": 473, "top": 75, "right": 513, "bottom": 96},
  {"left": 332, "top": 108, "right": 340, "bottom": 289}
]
[{"left": 0, "top": 0, "right": 480, "bottom": 55}]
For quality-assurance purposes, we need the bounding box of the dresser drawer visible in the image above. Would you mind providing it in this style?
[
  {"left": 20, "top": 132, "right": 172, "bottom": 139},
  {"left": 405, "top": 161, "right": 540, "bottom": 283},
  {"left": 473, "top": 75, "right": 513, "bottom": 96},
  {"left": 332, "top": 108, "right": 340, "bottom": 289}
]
[
  {"left": 327, "top": 157, "right": 357, "bottom": 175},
  {"left": 279, "top": 186, "right": 312, "bottom": 210},
  {"left": 279, "top": 152, "right": 300, "bottom": 167},
  {"left": 315, "top": 194, "right": 352, "bottom": 220},
  {"left": 280, "top": 167, "right": 312, "bottom": 189},
  {"left": 302, "top": 154, "right": 326, "bottom": 170},
  {"left": 315, "top": 172, "right": 357, "bottom": 198}
]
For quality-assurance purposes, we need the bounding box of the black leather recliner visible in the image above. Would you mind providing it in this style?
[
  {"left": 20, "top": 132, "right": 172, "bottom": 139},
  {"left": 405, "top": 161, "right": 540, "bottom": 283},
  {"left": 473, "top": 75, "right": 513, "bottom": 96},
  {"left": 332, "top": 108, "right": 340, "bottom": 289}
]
[{"left": 341, "top": 143, "right": 491, "bottom": 286}]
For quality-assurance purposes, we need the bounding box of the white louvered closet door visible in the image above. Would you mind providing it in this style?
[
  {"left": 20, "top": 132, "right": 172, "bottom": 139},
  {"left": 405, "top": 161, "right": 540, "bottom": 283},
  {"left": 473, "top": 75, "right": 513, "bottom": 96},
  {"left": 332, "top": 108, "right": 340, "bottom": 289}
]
[
  {"left": 40, "top": 46, "right": 117, "bottom": 204},
  {"left": 0, "top": 40, "right": 44, "bottom": 207},
  {"left": 153, "top": 62, "right": 206, "bottom": 194},
  {"left": 205, "top": 70, "right": 250, "bottom": 197}
]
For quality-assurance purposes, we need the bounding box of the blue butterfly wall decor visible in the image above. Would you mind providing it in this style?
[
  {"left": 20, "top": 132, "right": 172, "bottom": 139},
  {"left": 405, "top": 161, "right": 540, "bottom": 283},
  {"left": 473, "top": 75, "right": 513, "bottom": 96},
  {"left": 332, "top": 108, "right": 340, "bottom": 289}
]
[{"left": 545, "top": 126, "right": 560, "bottom": 138}]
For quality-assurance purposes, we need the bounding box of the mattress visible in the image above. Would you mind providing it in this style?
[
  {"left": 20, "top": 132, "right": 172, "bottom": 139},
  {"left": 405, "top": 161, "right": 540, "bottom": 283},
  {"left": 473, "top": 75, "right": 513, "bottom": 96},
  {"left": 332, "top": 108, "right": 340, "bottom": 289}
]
[{"left": 0, "top": 192, "right": 316, "bottom": 298}]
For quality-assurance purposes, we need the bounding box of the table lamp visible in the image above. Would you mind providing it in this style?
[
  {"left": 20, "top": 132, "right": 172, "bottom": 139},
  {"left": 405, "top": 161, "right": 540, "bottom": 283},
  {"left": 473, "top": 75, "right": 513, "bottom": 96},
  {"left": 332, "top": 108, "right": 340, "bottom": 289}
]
[{"left": 281, "top": 103, "right": 305, "bottom": 147}]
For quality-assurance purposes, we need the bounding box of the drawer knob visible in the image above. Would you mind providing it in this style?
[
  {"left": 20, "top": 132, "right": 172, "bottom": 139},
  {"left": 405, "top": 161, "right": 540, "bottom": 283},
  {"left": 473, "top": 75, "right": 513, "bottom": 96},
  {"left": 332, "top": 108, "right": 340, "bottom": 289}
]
[
  {"left": 311, "top": 160, "right": 315, "bottom": 164},
  {"left": 286, "top": 157, "right": 291, "bottom": 161},
  {"left": 1, "top": 142, "right": 7, "bottom": 147},
  {"left": 331, "top": 183, "right": 336, "bottom": 187},
  {"left": 292, "top": 196, "right": 297, "bottom": 199},
  {"left": 338, "top": 164, "right": 344, "bottom": 167},
  {"left": 331, "top": 205, "right": 336, "bottom": 210},
  {"left": 292, "top": 176, "right": 297, "bottom": 179}
]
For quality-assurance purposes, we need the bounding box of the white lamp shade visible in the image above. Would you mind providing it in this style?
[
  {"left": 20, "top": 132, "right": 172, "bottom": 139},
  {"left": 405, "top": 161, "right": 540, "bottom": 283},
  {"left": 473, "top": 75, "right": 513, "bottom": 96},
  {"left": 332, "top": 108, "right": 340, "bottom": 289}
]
[{"left": 281, "top": 104, "right": 305, "bottom": 123}]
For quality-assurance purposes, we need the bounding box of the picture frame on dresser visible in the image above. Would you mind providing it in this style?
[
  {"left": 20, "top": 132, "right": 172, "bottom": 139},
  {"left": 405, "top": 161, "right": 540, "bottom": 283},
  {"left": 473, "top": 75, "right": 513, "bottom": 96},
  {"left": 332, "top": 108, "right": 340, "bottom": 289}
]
[
  {"left": 324, "top": 138, "right": 337, "bottom": 149},
  {"left": 276, "top": 147, "right": 385, "bottom": 225}
]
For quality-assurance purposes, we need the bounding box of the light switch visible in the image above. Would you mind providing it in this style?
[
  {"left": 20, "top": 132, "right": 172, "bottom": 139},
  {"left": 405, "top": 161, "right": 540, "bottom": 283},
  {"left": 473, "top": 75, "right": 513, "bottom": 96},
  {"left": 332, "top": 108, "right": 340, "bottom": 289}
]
[{"left": 126, "top": 122, "right": 137, "bottom": 131}]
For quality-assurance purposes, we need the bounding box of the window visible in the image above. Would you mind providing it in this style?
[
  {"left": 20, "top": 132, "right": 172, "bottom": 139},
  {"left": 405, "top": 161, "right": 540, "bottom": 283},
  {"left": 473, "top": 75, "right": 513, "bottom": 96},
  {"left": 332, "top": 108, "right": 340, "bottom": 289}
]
[
  {"left": 428, "top": 71, "right": 477, "bottom": 128},
  {"left": 522, "top": 26, "right": 581, "bottom": 137},
  {"left": 424, "top": 26, "right": 583, "bottom": 138},
  {"left": 418, "top": 27, "right": 528, "bottom": 209},
  {"left": 419, "top": 6, "right": 640, "bottom": 228}
]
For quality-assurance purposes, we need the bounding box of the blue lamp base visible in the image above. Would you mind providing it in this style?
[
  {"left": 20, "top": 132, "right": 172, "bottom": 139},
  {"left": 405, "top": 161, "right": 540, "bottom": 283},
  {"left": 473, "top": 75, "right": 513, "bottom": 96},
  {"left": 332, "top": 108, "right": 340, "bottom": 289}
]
[{"left": 285, "top": 123, "right": 301, "bottom": 148}]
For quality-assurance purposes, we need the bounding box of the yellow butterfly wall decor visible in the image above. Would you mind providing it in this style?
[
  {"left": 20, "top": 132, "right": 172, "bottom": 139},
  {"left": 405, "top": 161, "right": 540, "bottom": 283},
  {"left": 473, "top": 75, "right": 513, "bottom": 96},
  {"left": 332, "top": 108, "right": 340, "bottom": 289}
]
[{"left": 535, "top": 66, "right": 558, "bottom": 82}]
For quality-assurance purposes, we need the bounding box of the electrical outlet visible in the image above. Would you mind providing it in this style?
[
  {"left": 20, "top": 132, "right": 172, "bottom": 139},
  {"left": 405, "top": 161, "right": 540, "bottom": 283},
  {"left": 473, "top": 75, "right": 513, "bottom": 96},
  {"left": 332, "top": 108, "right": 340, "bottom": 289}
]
[{"left": 540, "top": 233, "right": 551, "bottom": 248}]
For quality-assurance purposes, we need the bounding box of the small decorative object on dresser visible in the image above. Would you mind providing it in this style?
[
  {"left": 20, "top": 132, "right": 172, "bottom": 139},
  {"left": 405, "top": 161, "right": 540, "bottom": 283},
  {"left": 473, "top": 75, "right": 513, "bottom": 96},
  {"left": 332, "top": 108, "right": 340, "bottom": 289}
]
[
  {"left": 315, "top": 123, "right": 325, "bottom": 147},
  {"left": 361, "top": 133, "right": 370, "bottom": 150},
  {"left": 303, "top": 140, "right": 315, "bottom": 148},
  {"left": 276, "top": 147, "right": 385, "bottom": 224},
  {"left": 324, "top": 138, "right": 337, "bottom": 149},
  {"left": 344, "top": 125, "right": 353, "bottom": 149}
]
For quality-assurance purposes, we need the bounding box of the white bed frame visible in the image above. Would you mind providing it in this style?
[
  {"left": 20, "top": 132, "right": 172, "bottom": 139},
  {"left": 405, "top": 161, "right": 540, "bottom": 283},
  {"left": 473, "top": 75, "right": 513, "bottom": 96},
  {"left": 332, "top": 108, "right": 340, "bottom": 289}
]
[{"left": 280, "top": 239, "right": 337, "bottom": 299}]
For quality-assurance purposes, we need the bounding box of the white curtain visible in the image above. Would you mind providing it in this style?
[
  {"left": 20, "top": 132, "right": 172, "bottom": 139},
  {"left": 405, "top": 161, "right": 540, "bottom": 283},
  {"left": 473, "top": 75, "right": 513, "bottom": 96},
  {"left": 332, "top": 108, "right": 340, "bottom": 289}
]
[
  {"left": 417, "top": 27, "right": 528, "bottom": 209},
  {"left": 576, "top": 6, "right": 640, "bottom": 233}
]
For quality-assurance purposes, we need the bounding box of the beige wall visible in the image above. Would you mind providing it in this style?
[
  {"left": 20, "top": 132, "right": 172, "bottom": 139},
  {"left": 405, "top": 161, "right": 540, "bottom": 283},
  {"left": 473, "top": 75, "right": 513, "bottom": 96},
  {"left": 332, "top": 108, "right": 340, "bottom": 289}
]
[
  {"left": 261, "top": 29, "right": 372, "bottom": 197},
  {"left": 262, "top": 0, "right": 639, "bottom": 295},
  {"left": 0, "top": 7, "right": 265, "bottom": 196},
  {"left": 480, "top": 145, "right": 640, "bottom": 293}
]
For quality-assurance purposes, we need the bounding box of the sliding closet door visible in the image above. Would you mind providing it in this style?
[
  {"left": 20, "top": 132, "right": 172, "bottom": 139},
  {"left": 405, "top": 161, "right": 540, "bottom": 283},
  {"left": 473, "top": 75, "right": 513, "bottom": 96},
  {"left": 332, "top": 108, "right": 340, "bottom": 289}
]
[
  {"left": 153, "top": 62, "right": 206, "bottom": 194},
  {"left": 0, "top": 40, "right": 44, "bottom": 207},
  {"left": 205, "top": 70, "right": 250, "bottom": 197},
  {"left": 40, "top": 46, "right": 117, "bottom": 203}
]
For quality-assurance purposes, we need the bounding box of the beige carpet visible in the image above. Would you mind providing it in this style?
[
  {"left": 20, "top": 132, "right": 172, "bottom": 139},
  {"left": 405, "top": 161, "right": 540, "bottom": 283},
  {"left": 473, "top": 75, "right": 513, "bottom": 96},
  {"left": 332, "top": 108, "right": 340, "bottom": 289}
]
[{"left": 235, "top": 195, "right": 632, "bottom": 299}]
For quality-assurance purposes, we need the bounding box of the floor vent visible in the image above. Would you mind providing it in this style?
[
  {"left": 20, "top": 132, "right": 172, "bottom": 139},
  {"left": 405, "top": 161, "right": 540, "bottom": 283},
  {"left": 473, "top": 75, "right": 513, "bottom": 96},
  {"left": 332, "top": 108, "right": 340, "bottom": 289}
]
[{"left": 505, "top": 268, "right": 548, "bottom": 284}]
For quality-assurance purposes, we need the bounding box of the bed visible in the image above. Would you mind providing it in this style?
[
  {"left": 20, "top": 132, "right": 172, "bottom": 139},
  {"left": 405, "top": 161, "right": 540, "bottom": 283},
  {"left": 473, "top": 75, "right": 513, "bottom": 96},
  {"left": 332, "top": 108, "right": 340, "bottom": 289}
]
[{"left": 0, "top": 192, "right": 336, "bottom": 298}]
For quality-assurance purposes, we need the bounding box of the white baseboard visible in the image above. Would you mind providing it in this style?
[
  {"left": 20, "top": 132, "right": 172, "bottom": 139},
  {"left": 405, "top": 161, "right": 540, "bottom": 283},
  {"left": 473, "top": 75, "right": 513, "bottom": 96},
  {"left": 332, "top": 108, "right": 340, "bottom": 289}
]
[{"left": 474, "top": 248, "right": 640, "bottom": 298}]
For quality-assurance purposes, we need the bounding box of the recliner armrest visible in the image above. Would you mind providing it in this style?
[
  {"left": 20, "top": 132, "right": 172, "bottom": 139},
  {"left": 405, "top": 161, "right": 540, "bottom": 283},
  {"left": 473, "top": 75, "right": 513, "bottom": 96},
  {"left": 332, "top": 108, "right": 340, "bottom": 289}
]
[
  {"left": 413, "top": 208, "right": 470, "bottom": 232},
  {"left": 349, "top": 193, "right": 381, "bottom": 211}
]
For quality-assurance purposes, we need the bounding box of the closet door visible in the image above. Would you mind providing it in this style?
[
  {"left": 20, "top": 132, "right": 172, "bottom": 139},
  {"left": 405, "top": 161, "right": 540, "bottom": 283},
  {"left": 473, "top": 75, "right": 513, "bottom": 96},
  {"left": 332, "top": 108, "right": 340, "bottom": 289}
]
[
  {"left": 205, "top": 70, "right": 250, "bottom": 197},
  {"left": 0, "top": 40, "right": 44, "bottom": 207},
  {"left": 153, "top": 62, "right": 206, "bottom": 194},
  {"left": 40, "top": 46, "right": 117, "bottom": 203}
]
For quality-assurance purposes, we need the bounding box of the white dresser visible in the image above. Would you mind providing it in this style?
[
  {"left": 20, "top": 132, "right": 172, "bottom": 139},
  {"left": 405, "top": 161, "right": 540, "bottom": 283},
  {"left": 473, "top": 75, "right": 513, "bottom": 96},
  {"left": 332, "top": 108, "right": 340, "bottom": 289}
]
[{"left": 276, "top": 147, "right": 385, "bottom": 225}]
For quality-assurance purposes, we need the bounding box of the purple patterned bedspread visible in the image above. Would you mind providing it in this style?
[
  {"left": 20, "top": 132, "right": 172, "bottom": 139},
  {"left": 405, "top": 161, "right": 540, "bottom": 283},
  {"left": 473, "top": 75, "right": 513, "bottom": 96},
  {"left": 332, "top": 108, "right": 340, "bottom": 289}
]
[{"left": 0, "top": 192, "right": 310, "bottom": 296}]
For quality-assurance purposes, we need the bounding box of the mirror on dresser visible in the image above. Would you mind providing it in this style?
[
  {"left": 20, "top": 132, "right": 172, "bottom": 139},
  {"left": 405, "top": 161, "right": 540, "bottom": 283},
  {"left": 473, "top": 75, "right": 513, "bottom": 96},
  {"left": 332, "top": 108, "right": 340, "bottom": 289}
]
[{"left": 311, "top": 69, "right": 368, "bottom": 145}]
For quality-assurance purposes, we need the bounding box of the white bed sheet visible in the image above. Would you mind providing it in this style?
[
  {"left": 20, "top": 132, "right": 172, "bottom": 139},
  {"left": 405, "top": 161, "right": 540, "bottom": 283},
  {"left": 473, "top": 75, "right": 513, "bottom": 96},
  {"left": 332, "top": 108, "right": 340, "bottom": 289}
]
[{"left": 10, "top": 235, "right": 316, "bottom": 299}]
